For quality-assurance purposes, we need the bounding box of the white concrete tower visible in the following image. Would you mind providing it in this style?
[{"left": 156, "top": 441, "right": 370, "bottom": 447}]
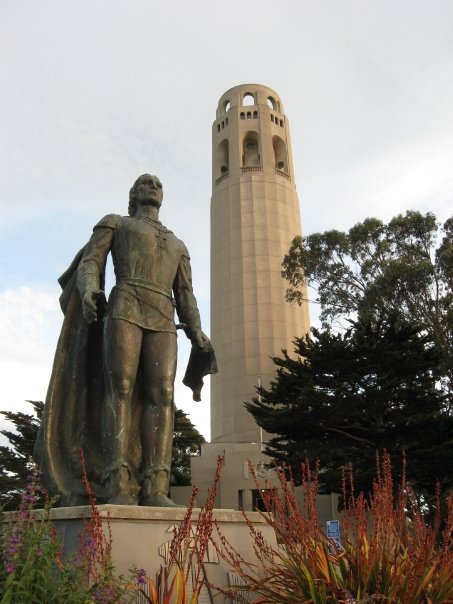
[{"left": 210, "top": 83, "right": 310, "bottom": 444}]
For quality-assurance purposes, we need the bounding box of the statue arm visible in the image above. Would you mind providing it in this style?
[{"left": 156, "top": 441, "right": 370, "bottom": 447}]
[
  {"left": 173, "top": 252, "right": 206, "bottom": 347},
  {"left": 77, "top": 214, "right": 118, "bottom": 323}
]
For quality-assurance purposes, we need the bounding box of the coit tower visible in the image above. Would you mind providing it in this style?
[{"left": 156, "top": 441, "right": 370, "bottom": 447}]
[{"left": 210, "top": 83, "right": 310, "bottom": 444}]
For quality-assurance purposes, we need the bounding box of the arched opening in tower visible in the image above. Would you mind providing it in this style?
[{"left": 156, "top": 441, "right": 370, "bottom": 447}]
[
  {"left": 272, "top": 135, "right": 288, "bottom": 172},
  {"left": 242, "top": 132, "right": 260, "bottom": 167},
  {"left": 216, "top": 139, "right": 229, "bottom": 178},
  {"left": 267, "top": 96, "right": 278, "bottom": 111}
]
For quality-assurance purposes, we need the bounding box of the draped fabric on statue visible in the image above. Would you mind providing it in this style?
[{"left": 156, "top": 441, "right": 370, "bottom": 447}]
[{"left": 34, "top": 250, "right": 144, "bottom": 505}]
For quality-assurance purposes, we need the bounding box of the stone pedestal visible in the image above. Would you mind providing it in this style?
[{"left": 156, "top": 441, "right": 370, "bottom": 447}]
[{"left": 49, "top": 504, "right": 276, "bottom": 602}]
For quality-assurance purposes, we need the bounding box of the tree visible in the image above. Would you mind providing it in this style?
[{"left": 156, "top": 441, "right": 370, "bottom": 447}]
[
  {"left": 282, "top": 211, "right": 453, "bottom": 408},
  {"left": 0, "top": 402, "right": 204, "bottom": 508},
  {"left": 171, "top": 408, "right": 205, "bottom": 486},
  {"left": 0, "top": 401, "right": 44, "bottom": 510},
  {"left": 246, "top": 313, "right": 453, "bottom": 503}
]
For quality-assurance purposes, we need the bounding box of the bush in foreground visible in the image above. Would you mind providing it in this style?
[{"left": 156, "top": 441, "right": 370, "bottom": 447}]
[
  {"left": 217, "top": 452, "right": 453, "bottom": 604},
  {"left": 0, "top": 452, "right": 451, "bottom": 603}
]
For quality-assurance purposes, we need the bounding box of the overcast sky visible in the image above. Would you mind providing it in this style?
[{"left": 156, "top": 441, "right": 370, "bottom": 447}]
[{"left": 1, "top": 0, "right": 452, "bottom": 441}]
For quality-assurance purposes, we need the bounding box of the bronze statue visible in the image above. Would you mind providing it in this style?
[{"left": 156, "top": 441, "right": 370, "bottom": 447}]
[{"left": 35, "top": 174, "right": 216, "bottom": 506}]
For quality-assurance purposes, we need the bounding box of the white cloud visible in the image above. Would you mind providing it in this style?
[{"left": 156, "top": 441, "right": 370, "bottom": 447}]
[
  {"left": 0, "top": 286, "right": 60, "bottom": 366},
  {"left": 0, "top": 285, "right": 61, "bottom": 441}
]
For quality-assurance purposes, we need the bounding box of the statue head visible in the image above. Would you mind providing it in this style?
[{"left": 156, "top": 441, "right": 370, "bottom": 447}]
[{"left": 128, "top": 174, "right": 163, "bottom": 216}]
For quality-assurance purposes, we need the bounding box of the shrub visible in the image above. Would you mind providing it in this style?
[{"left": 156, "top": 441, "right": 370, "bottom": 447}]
[{"left": 215, "top": 452, "right": 453, "bottom": 604}]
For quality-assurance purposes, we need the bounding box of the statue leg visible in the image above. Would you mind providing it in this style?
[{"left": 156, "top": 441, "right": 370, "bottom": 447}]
[
  {"left": 139, "top": 331, "right": 180, "bottom": 507},
  {"left": 103, "top": 317, "right": 143, "bottom": 504}
]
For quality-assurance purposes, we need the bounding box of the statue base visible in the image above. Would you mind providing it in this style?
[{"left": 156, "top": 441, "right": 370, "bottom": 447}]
[{"left": 49, "top": 504, "right": 276, "bottom": 601}]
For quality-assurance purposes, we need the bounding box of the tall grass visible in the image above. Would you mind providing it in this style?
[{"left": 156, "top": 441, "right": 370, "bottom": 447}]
[
  {"left": 0, "top": 452, "right": 451, "bottom": 603},
  {"left": 128, "top": 455, "right": 224, "bottom": 603},
  {"left": 215, "top": 452, "right": 453, "bottom": 604}
]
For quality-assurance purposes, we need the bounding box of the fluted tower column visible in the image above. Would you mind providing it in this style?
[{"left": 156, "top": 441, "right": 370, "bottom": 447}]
[{"left": 210, "top": 84, "right": 310, "bottom": 443}]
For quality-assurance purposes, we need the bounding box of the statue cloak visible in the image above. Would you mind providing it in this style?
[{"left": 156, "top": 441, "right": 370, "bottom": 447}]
[{"left": 34, "top": 250, "right": 145, "bottom": 505}]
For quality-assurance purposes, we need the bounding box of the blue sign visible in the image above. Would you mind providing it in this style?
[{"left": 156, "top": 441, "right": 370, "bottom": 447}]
[{"left": 326, "top": 520, "right": 341, "bottom": 548}]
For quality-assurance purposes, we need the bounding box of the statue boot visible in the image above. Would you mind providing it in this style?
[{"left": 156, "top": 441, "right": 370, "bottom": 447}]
[
  {"left": 140, "top": 463, "right": 183, "bottom": 507},
  {"left": 104, "top": 461, "right": 139, "bottom": 505}
]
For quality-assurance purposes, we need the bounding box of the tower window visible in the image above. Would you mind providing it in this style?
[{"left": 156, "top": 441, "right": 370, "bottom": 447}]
[
  {"left": 240, "top": 112, "right": 245, "bottom": 120},
  {"left": 223, "top": 100, "right": 231, "bottom": 113},
  {"left": 243, "top": 93, "right": 255, "bottom": 106},
  {"left": 246, "top": 112, "right": 252, "bottom": 119},
  {"left": 280, "top": 119, "right": 284, "bottom": 127},
  {"left": 271, "top": 115, "right": 274, "bottom": 123},
  {"left": 242, "top": 132, "right": 260, "bottom": 167},
  {"left": 253, "top": 111, "right": 258, "bottom": 119},
  {"left": 217, "top": 124, "right": 220, "bottom": 132},
  {"left": 216, "top": 139, "right": 229, "bottom": 179},
  {"left": 267, "top": 96, "right": 277, "bottom": 110},
  {"left": 273, "top": 135, "right": 288, "bottom": 172}
]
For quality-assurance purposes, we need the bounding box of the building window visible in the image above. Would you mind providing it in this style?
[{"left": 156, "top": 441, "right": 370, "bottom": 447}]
[
  {"left": 273, "top": 135, "right": 288, "bottom": 172},
  {"left": 267, "top": 96, "right": 277, "bottom": 110},
  {"left": 243, "top": 92, "right": 255, "bottom": 106},
  {"left": 242, "top": 132, "right": 260, "bottom": 167},
  {"left": 217, "top": 124, "right": 220, "bottom": 132},
  {"left": 253, "top": 110, "right": 258, "bottom": 119},
  {"left": 223, "top": 99, "right": 231, "bottom": 113},
  {"left": 252, "top": 489, "right": 277, "bottom": 512},
  {"left": 280, "top": 119, "right": 284, "bottom": 127},
  {"left": 216, "top": 139, "right": 229, "bottom": 179},
  {"left": 246, "top": 111, "right": 252, "bottom": 119},
  {"left": 240, "top": 112, "right": 245, "bottom": 120}
]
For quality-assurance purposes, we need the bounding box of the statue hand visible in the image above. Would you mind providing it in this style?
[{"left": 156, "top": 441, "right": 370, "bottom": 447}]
[
  {"left": 192, "top": 330, "right": 210, "bottom": 349},
  {"left": 82, "top": 289, "right": 105, "bottom": 324}
]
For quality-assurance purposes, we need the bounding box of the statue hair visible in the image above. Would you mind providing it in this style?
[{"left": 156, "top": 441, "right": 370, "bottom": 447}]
[{"left": 128, "top": 175, "right": 143, "bottom": 216}]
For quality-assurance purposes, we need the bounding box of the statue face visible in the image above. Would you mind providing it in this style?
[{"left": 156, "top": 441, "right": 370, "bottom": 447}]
[{"left": 135, "top": 174, "right": 163, "bottom": 208}]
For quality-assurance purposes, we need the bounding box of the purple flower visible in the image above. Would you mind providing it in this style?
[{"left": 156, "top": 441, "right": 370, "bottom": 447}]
[
  {"left": 92, "top": 584, "right": 117, "bottom": 603},
  {"left": 136, "top": 567, "right": 147, "bottom": 584}
]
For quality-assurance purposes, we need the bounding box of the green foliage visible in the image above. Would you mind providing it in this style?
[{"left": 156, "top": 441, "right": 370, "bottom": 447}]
[
  {"left": 172, "top": 409, "right": 205, "bottom": 486},
  {"left": 246, "top": 313, "right": 453, "bottom": 503},
  {"left": 0, "top": 465, "right": 101, "bottom": 603},
  {"left": 0, "top": 401, "right": 44, "bottom": 510},
  {"left": 282, "top": 210, "right": 453, "bottom": 406}
]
